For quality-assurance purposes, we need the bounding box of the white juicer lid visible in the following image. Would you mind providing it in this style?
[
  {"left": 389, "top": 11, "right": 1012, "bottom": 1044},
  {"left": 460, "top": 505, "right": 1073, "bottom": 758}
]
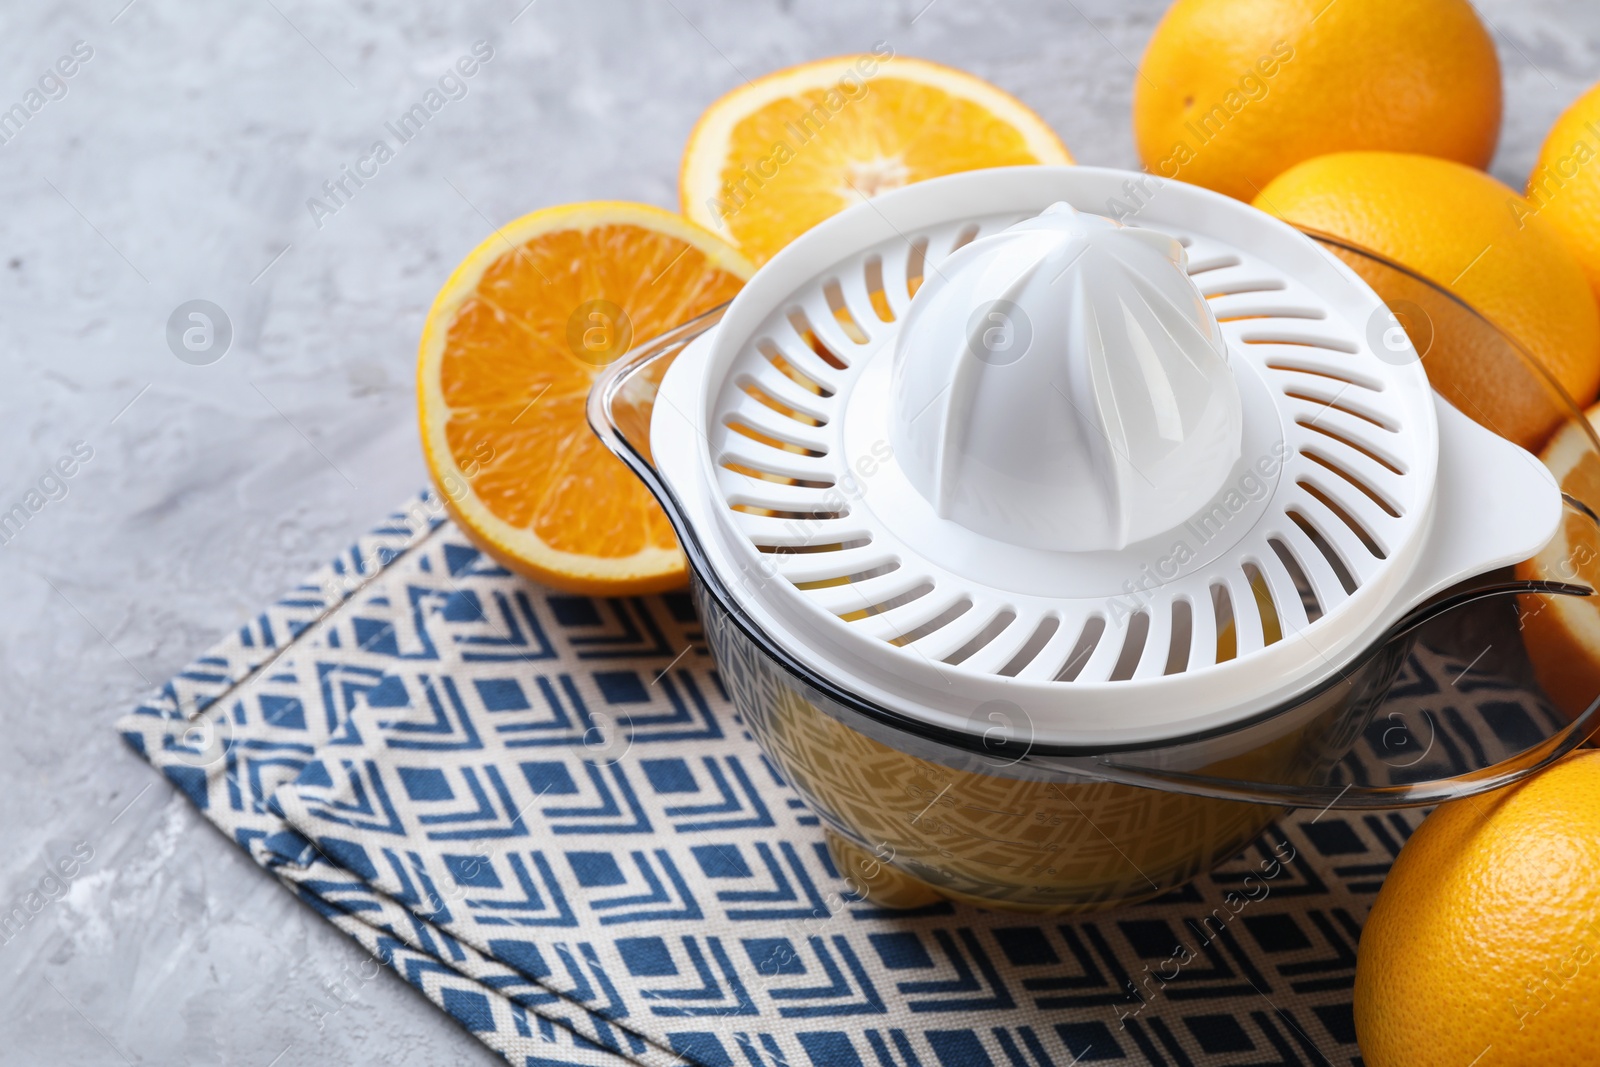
[{"left": 651, "top": 166, "right": 1561, "bottom": 747}]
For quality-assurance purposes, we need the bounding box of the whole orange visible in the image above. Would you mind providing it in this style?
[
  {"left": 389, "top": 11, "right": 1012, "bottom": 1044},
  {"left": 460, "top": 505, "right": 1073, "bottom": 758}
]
[
  {"left": 1134, "top": 0, "right": 1501, "bottom": 202},
  {"left": 1355, "top": 751, "right": 1600, "bottom": 1065},
  {"left": 1255, "top": 151, "right": 1600, "bottom": 449},
  {"left": 1529, "top": 80, "right": 1600, "bottom": 305}
]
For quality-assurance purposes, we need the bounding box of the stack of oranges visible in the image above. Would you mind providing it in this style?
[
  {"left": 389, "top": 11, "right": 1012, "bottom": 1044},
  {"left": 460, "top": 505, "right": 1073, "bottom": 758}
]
[{"left": 415, "top": 10, "right": 1600, "bottom": 1063}]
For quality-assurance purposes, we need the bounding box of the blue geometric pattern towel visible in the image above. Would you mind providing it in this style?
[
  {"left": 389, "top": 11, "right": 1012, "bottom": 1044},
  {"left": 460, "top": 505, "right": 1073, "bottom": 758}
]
[{"left": 121, "top": 489, "right": 1517, "bottom": 1066}]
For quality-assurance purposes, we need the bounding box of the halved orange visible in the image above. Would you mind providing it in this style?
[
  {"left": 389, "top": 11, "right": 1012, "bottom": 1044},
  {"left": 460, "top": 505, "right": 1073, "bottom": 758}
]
[
  {"left": 418, "top": 201, "right": 753, "bottom": 595},
  {"left": 681, "top": 54, "right": 1072, "bottom": 265}
]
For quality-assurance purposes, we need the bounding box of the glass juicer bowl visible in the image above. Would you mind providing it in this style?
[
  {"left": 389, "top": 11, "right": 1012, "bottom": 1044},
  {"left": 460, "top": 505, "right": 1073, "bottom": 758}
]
[{"left": 588, "top": 172, "right": 1600, "bottom": 914}]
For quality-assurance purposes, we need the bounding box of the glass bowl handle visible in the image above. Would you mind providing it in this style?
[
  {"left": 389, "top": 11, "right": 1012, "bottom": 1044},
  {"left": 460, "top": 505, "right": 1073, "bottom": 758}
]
[{"left": 1084, "top": 582, "right": 1600, "bottom": 809}]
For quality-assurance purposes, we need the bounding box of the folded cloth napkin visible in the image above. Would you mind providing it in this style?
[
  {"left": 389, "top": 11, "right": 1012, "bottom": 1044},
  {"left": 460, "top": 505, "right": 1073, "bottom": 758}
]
[
  {"left": 121, "top": 489, "right": 1547, "bottom": 1067},
  {"left": 119, "top": 494, "right": 643, "bottom": 1066}
]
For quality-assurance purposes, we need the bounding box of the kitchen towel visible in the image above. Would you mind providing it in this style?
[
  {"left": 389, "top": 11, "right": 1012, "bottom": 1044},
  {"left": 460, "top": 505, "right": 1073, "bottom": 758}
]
[{"left": 119, "top": 488, "right": 1554, "bottom": 1067}]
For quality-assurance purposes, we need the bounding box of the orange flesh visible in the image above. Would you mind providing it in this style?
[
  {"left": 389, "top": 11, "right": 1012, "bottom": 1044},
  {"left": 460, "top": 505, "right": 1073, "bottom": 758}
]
[
  {"left": 723, "top": 82, "right": 1055, "bottom": 258},
  {"left": 437, "top": 223, "right": 745, "bottom": 558}
]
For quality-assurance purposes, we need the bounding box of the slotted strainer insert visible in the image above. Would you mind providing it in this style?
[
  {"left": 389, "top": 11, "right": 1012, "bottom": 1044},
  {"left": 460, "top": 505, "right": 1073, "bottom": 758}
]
[{"left": 648, "top": 166, "right": 1560, "bottom": 747}]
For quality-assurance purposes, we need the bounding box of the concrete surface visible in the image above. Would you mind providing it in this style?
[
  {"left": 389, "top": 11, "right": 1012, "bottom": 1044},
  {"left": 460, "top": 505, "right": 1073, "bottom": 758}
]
[{"left": 0, "top": 0, "right": 1595, "bottom": 1063}]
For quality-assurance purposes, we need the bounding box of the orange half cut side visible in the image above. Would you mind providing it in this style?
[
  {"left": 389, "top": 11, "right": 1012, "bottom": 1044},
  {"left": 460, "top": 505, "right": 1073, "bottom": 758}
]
[
  {"left": 418, "top": 201, "right": 753, "bottom": 595},
  {"left": 681, "top": 54, "right": 1072, "bottom": 265}
]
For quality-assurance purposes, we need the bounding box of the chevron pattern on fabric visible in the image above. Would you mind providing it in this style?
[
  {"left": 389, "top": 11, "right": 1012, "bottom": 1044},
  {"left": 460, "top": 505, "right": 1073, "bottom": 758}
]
[{"left": 120, "top": 490, "right": 1558, "bottom": 1067}]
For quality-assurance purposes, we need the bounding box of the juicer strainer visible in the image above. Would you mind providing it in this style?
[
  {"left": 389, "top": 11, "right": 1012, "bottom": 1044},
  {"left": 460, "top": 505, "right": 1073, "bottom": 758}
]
[
  {"left": 629, "top": 166, "right": 1559, "bottom": 742},
  {"left": 588, "top": 166, "right": 1600, "bottom": 910}
]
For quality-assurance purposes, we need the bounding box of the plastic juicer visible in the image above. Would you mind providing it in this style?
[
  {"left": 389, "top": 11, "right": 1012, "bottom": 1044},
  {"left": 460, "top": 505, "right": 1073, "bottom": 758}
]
[{"left": 590, "top": 166, "right": 1600, "bottom": 912}]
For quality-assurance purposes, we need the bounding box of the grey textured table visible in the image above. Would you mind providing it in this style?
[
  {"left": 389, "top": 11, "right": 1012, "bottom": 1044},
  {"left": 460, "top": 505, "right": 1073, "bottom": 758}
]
[{"left": 1, "top": 1, "right": 1595, "bottom": 1063}]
